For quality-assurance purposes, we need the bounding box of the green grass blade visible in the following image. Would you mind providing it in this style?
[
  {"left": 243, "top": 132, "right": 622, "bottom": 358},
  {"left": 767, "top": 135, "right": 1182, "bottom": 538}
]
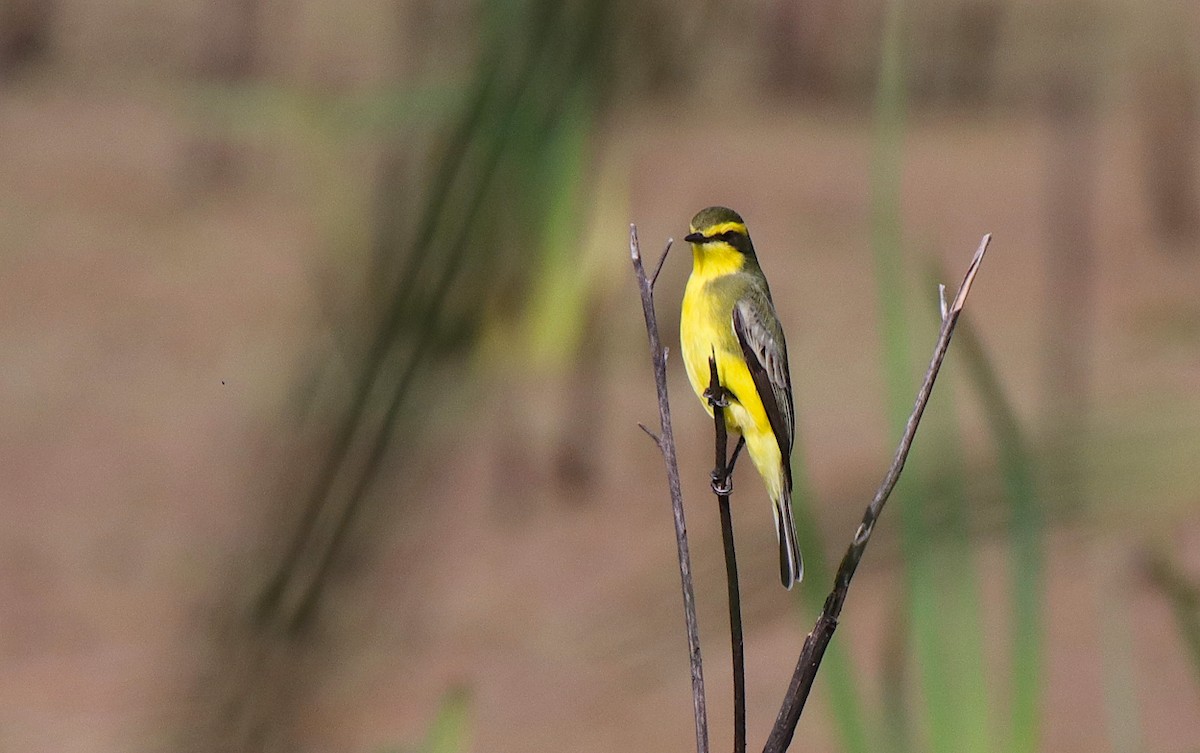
[
  {"left": 879, "top": 607, "right": 913, "bottom": 753},
  {"left": 423, "top": 687, "right": 471, "bottom": 753},
  {"left": 914, "top": 362, "right": 993, "bottom": 753},
  {"left": 953, "top": 318, "right": 1044, "bottom": 753},
  {"left": 865, "top": 3, "right": 954, "bottom": 751},
  {"left": 790, "top": 454, "right": 872, "bottom": 753},
  {"left": 870, "top": 0, "right": 910, "bottom": 427},
  {"left": 1096, "top": 555, "right": 1143, "bottom": 753},
  {"left": 519, "top": 88, "right": 594, "bottom": 368},
  {"left": 869, "top": 5, "right": 992, "bottom": 753}
]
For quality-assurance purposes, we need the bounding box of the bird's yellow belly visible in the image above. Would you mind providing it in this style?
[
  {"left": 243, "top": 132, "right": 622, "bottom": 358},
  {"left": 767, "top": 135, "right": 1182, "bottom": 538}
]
[{"left": 680, "top": 282, "right": 785, "bottom": 501}]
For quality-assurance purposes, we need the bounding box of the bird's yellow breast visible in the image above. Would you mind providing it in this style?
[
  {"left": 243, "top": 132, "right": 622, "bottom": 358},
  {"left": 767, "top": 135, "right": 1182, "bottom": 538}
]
[
  {"left": 680, "top": 263, "right": 785, "bottom": 502},
  {"left": 679, "top": 244, "right": 770, "bottom": 436},
  {"left": 687, "top": 239, "right": 745, "bottom": 280}
]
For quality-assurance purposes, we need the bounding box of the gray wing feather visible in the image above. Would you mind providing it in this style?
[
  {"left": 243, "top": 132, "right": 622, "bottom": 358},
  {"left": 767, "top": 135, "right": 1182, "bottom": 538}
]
[
  {"left": 731, "top": 296, "right": 795, "bottom": 476},
  {"left": 733, "top": 294, "right": 803, "bottom": 587}
]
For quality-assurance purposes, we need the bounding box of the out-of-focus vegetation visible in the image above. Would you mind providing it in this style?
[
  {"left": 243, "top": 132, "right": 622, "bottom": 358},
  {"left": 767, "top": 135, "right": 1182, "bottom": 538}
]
[{"left": 2, "top": 0, "right": 1200, "bottom": 752}]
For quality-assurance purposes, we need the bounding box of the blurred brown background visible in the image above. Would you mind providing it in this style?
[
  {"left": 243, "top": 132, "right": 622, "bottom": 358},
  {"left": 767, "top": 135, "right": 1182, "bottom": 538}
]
[{"left": 2, "top": 0, "right": 1200, "bottom": 751}]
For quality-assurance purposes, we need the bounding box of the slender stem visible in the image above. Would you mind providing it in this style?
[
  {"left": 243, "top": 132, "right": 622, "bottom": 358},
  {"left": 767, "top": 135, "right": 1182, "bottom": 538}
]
[
  {"left": 762, "top": 234, "right": 991, "bottom": 753},
  {"left": 729, "top": 437, "right": 746, "bottom": 475},
  {"left": 708, "top": 356, "right": 746, "bottom": 753},
  {"left": 630, "top": 225, "right": 709, "bottom": 753},
  {"left": 1144, "top": 550, "right": 1200, "bottom": 688}
]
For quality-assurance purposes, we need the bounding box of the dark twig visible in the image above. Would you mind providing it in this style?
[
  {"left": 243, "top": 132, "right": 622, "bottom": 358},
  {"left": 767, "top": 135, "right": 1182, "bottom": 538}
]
[
  {"left": 630, "top": 225, "right": 709, "bottom": 753},
  {"left": 1143, "top": 549, "right": 1200, "bottom": 687},
  {"left": 707, "top": 356, "right": 747, "bottom": 753},
  {"left": 763, "top": 234, "right": 992, "bottom": 753},
  {"left": 637, "top": 422, "right": 661, "bottom": 443},
  {"left": 729, "top": 436, "right": 746, "bottom": 474},
  {"left": 651, "top": 241, "right": 672, "bottom": 288}
]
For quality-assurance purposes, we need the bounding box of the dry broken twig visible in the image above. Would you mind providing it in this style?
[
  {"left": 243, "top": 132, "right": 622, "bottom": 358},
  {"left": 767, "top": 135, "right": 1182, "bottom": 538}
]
[
  {"left": 763, "top": 233, "right": 991, "bottom": 753},
  {"left": 630, "top": 225, "right": 709, "bottom": 753}
]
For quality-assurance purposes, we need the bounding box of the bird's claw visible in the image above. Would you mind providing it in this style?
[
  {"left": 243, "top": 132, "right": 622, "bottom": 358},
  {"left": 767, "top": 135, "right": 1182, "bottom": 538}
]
[
  {"left": 711, "top": 471, "right": 733, "bottom": 496},
  {"left": 704, "top": 386, "right": 729, "bottom": 409}
]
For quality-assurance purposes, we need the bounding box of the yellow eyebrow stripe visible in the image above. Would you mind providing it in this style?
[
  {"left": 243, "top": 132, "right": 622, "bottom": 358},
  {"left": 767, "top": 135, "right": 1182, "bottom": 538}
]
[{"left": 694, "top": 221, "right": 747, "bottom": 237}]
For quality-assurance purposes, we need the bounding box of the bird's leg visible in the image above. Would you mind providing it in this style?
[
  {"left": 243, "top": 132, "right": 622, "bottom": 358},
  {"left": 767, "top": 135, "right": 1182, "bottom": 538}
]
[
  {"left": 727, "top": 436, "right": 746, "bottom": 474},
  {"left": 712, "top": 436, "right": 745, "bottom": 495},
  {"left": 711, "top": 468, "right": 733, "bottom": 496},
  {"left": 705, "top": 371, "right": 735, "bottom": 495},
  {"left": 703, "top": 384, "right": 730, "bottom": 409}
]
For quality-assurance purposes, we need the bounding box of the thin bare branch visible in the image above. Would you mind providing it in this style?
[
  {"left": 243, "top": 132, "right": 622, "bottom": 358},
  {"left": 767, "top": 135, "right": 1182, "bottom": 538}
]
[
  {"left": 637, "top": 422, "right": 662, "bottom": 445},
  {"left": 651, "top": 239, "right": 674, "bottom": 288},
  {"left": 950, "top": 233, "right": 990, "bottom": 314},
  {"left": 763, "top": 233, "right": 992, "bottom": 753},
  {"left": 630, "top": 224, "right": 709, "bottom": 753},
  {"left": 707, "top": 356, "right": 746, "bottom": 753}
]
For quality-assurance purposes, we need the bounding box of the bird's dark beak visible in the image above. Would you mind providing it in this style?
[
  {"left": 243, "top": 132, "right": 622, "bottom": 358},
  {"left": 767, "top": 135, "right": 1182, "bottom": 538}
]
[{"left": 684, "top": 232, "right": 705, "bottom": 244}]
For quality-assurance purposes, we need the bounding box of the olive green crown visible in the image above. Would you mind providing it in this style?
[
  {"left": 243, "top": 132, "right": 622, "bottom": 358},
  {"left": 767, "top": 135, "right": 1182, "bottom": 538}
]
[{"left": 690, "top": 206, "right": 745, "bottom": 232}]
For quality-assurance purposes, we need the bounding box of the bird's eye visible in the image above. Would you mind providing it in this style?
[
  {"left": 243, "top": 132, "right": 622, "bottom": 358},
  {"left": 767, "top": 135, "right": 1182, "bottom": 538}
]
[{"left": 722, "top": 230, "right": 740, "bottom": 243}]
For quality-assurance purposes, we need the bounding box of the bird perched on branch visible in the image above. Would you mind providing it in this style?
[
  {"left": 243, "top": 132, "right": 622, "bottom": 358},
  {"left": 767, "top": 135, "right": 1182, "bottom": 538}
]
[{"left": 680, "top": 206, "right": 802, "bottom": 588}]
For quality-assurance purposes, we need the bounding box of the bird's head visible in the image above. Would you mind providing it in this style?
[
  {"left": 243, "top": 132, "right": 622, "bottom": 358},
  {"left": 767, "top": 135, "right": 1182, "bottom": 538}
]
[
  {"left": 684, "top": 206, "right": 757, "bottom": 277},
  {"left": 684, "top": 206, "right": 756, "bottom": 258}
]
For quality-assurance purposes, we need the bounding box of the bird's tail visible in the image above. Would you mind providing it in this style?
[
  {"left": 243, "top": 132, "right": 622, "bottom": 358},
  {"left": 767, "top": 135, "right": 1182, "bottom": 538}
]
[{"left": 772, "top": 491, "right": 804, "bottom": 589}]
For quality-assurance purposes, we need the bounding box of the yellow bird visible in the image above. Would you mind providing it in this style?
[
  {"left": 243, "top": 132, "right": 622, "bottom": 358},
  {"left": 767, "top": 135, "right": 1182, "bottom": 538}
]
[{"left": 680, "top": 206, "right": 802, "bottom": 588}]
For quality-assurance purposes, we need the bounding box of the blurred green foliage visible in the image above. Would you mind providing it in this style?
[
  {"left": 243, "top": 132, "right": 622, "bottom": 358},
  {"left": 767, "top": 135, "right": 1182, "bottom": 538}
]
[
  {"left": 159, "top": 0, "right": 1198, "bottom": 746},
  {"left": 3, "top": 0, "right": 1200, "bottom": 749},
  {"left": 252, "top": 0, "right": 617, "bottom": 634},
  {"left": 382, "top": 687, "right": 470, "bottom": 753},
  {"left": 421, "top": 687, "right": 471, "bottom": 753},
  {"left": 780, "top": 1, "right": 1050, "bottom": 750},
  {"left": 866, "top": 2, "right": 1046, "bottom": 749}
]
